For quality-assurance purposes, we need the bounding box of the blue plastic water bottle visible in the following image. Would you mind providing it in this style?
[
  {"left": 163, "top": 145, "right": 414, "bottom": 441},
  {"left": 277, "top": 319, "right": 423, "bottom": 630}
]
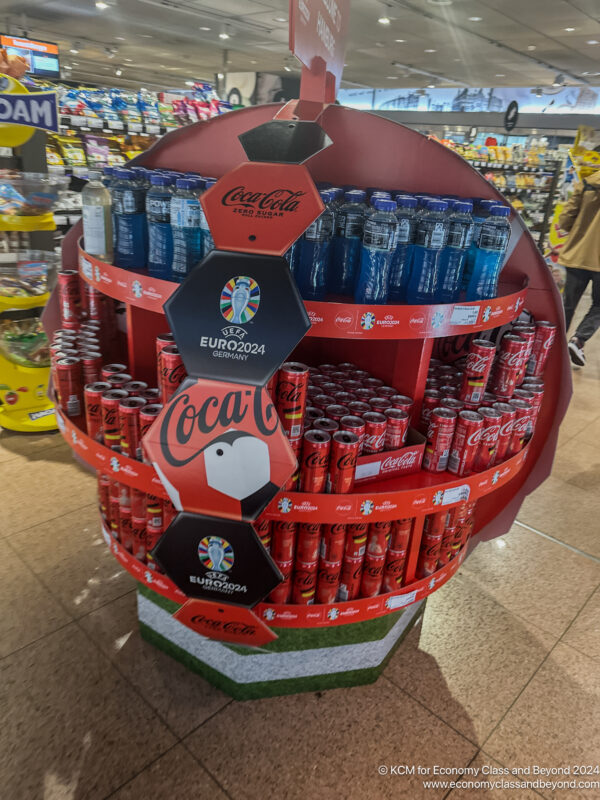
[
  {"left": 170, "top": 178, "right": 203, "bottom": 281},
  {"left": 405, "top": 199, "right": 449, "bottom": 304},
  {"left": 294, "top": 189, "right": 335, "bottom": 301},
  {"left": 329, "top": 189, "right": 367, "bottom": 295},
  {"left": 466, "top": 205, "right": 511, "bottom": 301},
  {"left": 112, "top": 168, "right": 148, "bottom": 270},
  {"left": 146, "top": 173, "right": 174, "bottom": 278},
  {"left": 199, "top": 178, "right": 217, "bottom": 257},
  {"left": 462, "top": 199, "right": 496, "bottom": 290},
  {"left": 354, "top": 198, "right": 398, "bottom": 304},
  {"left": 388, "top": 194, "right": 417, "bottom": 302},
  {"left": 435, "top": 200, "right": 474, "bottom": 303}
]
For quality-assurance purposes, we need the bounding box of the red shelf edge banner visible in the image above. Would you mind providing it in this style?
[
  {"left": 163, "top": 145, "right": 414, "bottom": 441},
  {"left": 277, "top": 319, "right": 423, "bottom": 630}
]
[
  {"left": 100, "top": 521, "right": 466, "bottom": 628},
  {"left": 56, "top": 408, "right": 170, "bottom": 499}
]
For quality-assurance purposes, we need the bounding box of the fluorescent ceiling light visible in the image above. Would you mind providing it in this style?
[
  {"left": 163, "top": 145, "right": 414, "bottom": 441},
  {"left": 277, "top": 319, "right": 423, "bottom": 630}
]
[
  {"left": 219, "top": 32, "right": 230, "bottom": 39},
  {"left": 468, "top": 17, "right": 482, "bottom": 21},
  {"left": 95, "top": 1, "right": 108, "bottom": 9},
  {"left": 378, "top": 16, "right": 391, "bottom": 25},
  {"left": 199, "top": 26, "right": 211, "bottom": 31},
  {"left": 395, "top": 39, "right": 405, "bottom": 43},
  {"left": 564, "top": 27, "right": 575, "bottom": 32},
  {"left": 424, "top": 49, "right": 436, "bottom": 53}
]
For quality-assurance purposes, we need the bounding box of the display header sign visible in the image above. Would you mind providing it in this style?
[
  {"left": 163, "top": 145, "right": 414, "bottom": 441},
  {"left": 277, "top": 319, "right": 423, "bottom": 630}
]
[
  {"left": 0, "top": 75, "right": 59, "bottom": 147},
  {"left": 289, "top": 0, "right": 350, "bottom": 95},
  {"left": 0, "top": 35, "right": 60, "bottom": 78}
]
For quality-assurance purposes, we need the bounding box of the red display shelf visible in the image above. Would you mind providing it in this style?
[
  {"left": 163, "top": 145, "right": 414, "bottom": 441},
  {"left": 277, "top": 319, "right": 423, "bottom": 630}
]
[
  {"left": 100, "top": 519, "right": 467, "bottom": 628},
  {"left": 55, "top": 408, "right": 169, "bottom": 499},
  {"left": 77, "top": 240, "right": 527, "bottom": 340}
]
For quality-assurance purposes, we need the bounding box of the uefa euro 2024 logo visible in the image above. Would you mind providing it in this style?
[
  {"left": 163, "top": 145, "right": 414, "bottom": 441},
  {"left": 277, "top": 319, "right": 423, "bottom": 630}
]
[
  {"left": 220, "top": 276, "right": 260, "bottom": 325},
  {"left": 198, "top": 536, "right": 234, "bottom": 572}
]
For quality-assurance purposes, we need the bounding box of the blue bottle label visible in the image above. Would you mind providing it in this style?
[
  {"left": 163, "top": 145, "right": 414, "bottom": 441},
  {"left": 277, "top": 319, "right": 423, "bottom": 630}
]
[
  {"left": 122, "top": 188, "right": 144, "bottom": 213},
  {"left": 336, "top": 211, "right": 363, "bottom": 238},
  {"left": 447, "top": 220, "right": 474, "bottom": 249},
  {"left": 396, "top": 217, "right": 414, "bottom": 245},
  {"left": 305, "top": 211, "right": 333, "bottom": 242},
  {"left": 415, "top": 220, "right": 447, "bottom": 249},
  {"left": 478, "top": 222, "right": 510, "bottom": 250},
  {"left": 146, "top": 195, "right": 171, "bottom": 220},
  {"left": 363, "top": 220, "right": 396, "bottom": 251},
  {"left": 172, "top": 197, "right": 201, "bottom": 227}
]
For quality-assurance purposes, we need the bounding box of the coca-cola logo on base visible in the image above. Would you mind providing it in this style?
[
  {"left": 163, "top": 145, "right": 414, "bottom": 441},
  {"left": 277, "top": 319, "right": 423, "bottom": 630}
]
[
  {"left": 174, "top": 598, "right": 277, "bottom": 646},
  {"left": 380, "top": 450, "right": 419, "bottom": 472},
  {"left": 221, "top": 186, "right": 305, "bottom": 213}
]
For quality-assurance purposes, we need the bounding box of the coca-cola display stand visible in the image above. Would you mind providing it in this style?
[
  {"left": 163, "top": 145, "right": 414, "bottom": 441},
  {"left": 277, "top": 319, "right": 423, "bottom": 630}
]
[{"left": 54, "top": 100, "right": 571, "bottom": 698}]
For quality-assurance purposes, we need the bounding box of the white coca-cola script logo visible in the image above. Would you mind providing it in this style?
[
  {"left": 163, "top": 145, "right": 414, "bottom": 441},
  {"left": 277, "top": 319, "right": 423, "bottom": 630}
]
[
  {"left": 364, "top": 433, "right": 386, "bottom": 449},
  {"left": 465, "top": 352, "right": 493, "bottom": 374},
  {"left": 381, "top": 451, "right": 418, "bottom": 471},
  {"left": 500, "top": 420, "right": 514, "bottom": 436},
  {"left": 467, "top": 429, "right": 483, "bottom": 446},
  {"left": 498, "top": 350, "right": 523, "bottom": 367},
  {"left": 335, "top": 315, "right": 352, "bottom": 325},
  {"left": 481, "top": 424, "right": 501, "bottom": 444}
]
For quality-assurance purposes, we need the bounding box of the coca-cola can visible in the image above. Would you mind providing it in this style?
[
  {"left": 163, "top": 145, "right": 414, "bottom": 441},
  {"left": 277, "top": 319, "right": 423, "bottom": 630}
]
[
  {"left": 310, "top": 373, "right": 328, "bottom": 386},
  {"left": 512, "top": 326, "right": 536, "bottom": 385},
  {"left": 271, "top": 521, "right": 297, "bottom": 563},
  {"left": 139, "top": 403, "right": 163, "bottom": 445},
  {"left": 84, "top": 381, "right": 111, "bottom": 441},
  {"left": 438, "top": 526, "right": 456, "bottom": 567},
  {"left": 347, "top": 401, "right": 371, "bottom": 416},
  {"left": 377, "top": 386, "right": 397, "bottom": 399},
  {"left": 305, "top": 406, "right": 325, "bottom": 424},
  {"left": 391, "top": 518, "right": 413, "bottom": 551},
  {"left": 56, "top": 357, "right": 84, "bottom": 419},
  {"left": 57, "top": 270, "right": 82, "bottom": 327},
  {"left": 119, "top": 506, "right": 133, "bottom": 552},
  {"left": 269, "top": 560, "right": 293, "bottom": 604},
  {"left": 292, "top": 559, "right": 318, "bottom": 604},
  {"left": 97, "top": 472, "right": 110, "bottom": 521},
  {"left": 417, "top": 541, "right": 443, "bottom": 578},
  {"left": 363, "top": 412, "right": 387, "bottom": 454},
  {"left": 296, "top": 523, "right": 321, "bottom": 563},
  {"left": 368, "top": 397, "right": 390, "bottom": 413},
  {"left": 507, "top": 398, "right": 533, "bottom": 456},
  {"left": 459, "top": 339, "right": 496, "bottom": 405},
  {"left": 355, "top": 387, "right": 377, "bottom": 401},
  {"left": 320, "top": 382, "right": 343, "bottom": 395},
  {"left": 131, "top": 516, "right": 146, "bottom": 562},
  {"left": 423, "top": 407, "right": 457, "bottom": 472},
  {"left": 521, "top": 377, "right": 544, "bottom": 389},
  {"left": 275, "top": 362, "right": 309, "bottom": 445},
  {"left": 491, "top": 334, "right": 527, "bottom": 400},
  {"left": 316, "top": 558, "right": 342, "bottom": 604},
  {"left": 333, "top": 391, "right": 355, "bottom": 406},
  {"left": 318, "top": 363, "right": 337, "bottom": 373},
  {"left": 479, "top": 392, "right": 498, "bottom": 407},
  {"left": 122, "top": 380, "right": 149, "bottom": 396},
  {"left": 80, "top": 352, "right": 103, "bottom": 385},
  {"left": 338, "top": 555, "right": 364, "bottom": 601},
  {"left": 101, "top": 363, "right": 128, "bottom": 381},
  {"left": 105, "top": 372, "right": 132, "bottom": 389},
  {"left": 156, "top": 332, "right": 175, "bottom": 386},
  {"left": 138, "top": 388, "right": 160, "bottom": 403},
  {"left": 145, "top": 516, "right": 164, "bottom": 571},
  {"left": 337, "top": 362, "right": 357, "bottom": 371},
  {"left": 325, "top": 404, "right": 350, "bottom": 423},
  {"left": 527, "top": 321, "right": 557, "bottom": 377},
  {"left": 320, "top": 523, "right": 347, "bottom": 562},
  {"left": 520, "top": 383, "right": 544, "bottom": 419},
  {"left": 159, "top": 345, "right": 187, "bottom": 404},
  {"left": 119, "top": 397, "right": 146, "bottom": 461},
  {"left": 363, "top": 377, "right": 384, "bottom": 389},
  {"left": 312, "top": 394, "right": 336, "bottom": 411},
  {"left": 312, "top": 417, "right": 339, "bottom": 435},
  {"left": 330, "top": 371, "right": 349, "bottom": 382},
  {"left": 352, "top": 369, "right": 371, "bottom": 380},
  {"left": 492, "top": 402, "right": 517, "bottom": 463},
  {"left": 447, "top": 410, "right": 484, "bottom": 476},
  {"left": 419, "top": 389, "right": 441, "bottom": 433},
  {"left": 440, "top": 397, "right": 465, "bottom": 413},
  {"left": 390, "top": 395, "right": 413, "bottom": 414},
  {"left": 342, "top": 379, "right": 363, "bottom": 393},
  {"left": 340, "top": 415, "right": 366, "bottom": 454},
  {"left": 328, "top": 431, "right": 359, "bottom": 493},
  {"left": 473, "top": 406, "right": 503, "bottom": 472},
  {"left": 101, "top": 389, "right": 128, "bottom": 448},
  {"left": 130, "top": 488, "right": 146, "bottom": 519},
  {"left": 360, "top": 552, "right": 386, "bottom": 597},
  {"left": 382, "top": 548, "right": 407, "bottom": 593},
  {"left": 345, "top": 523, "right": 368, "bottom": 558},
  {"left": 367, "top": 520, "right": 392, "bottom": 556},
  {"left": 300, "top": 430, "right": 331, "bottom": 493},
  {"left": 440, "top": 384, "right": 459, "bottom": 399},
  {"left": 384, "top": 409, "right": 409, "bottom": 450}
]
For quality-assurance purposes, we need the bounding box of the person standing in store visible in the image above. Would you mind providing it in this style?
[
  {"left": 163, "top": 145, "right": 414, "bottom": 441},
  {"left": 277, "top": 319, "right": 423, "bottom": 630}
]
[{"left": 558, "top": 170, "right": 600, "bottom": 366}]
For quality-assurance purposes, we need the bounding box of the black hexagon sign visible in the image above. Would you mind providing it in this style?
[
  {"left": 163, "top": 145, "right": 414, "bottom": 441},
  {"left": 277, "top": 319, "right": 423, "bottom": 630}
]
[
  {"left": 164, "top": 250, "right": 310, "bottom": 386},
  {"left": 239, "top": 119, "right": 332, "bottom": 164},
  {"left": 151, "top": 511, "right": 282, "bottom": 606}
]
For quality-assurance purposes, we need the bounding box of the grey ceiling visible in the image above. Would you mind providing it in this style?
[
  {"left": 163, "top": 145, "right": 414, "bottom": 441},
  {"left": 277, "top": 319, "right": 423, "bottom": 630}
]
[{"left": 2, "top": 0, "right": 600, "bottom": 90}]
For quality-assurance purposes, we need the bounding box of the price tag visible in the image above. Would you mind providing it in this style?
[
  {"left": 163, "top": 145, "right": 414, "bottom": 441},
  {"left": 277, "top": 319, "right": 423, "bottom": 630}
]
[
  {"left": 146, "top": 124, "right": 160, "bottom": 134},
  {"left": 70, "top": 116, "right": 85, "bottom": 127},
  {"left": 108, "top": 120, "right": 124, "bottom": 130},
  {"left": 89, "top": 118, "right": 104, "bottom": 129},
  {"left": 128, "top": 122, "right": 142, "bottom": 132},
  {"left": 73, "top": 167, "right": 88, "bottom": 177},
  {"left": 0, "top": 146, "right": 13, "bottom": 157},
  {"left": 450, "top": 305, "right": 480, "bottom": 326},
  {"left": 386, "top": 590, "right": 418, "bottom": 609},
  {"left": 53, "top": 214, "right": 67, "bottom": 225},
  {"left": 440, "top": 485, "right": 471, "bottom": 506}
]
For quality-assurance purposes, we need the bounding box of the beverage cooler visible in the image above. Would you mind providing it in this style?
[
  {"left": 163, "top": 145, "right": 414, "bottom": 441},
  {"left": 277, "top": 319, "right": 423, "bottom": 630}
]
[{"left": 44, "top": 101, "right": 572, "bottom": 699}]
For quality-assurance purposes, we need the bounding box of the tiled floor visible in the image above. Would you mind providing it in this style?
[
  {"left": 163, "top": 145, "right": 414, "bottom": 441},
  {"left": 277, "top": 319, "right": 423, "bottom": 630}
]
[{"left": 1, "top": 298, "right": 599, "bottom": 800}]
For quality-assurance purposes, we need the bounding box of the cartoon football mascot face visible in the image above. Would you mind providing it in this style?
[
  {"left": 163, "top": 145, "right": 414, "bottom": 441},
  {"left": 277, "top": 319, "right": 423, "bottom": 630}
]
[{"left": 204, "top": 430, "right": 270, "bottom": 500}]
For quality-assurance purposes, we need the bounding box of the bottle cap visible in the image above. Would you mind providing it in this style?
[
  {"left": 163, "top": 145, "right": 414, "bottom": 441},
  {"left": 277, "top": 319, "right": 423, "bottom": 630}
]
[
  {"left": 150, "top": 173, "right": 173, "bottom": 186},
  {"left": 427, "top": 199, "right": 448, "bottom": 211},
  {"left": 396, "top": 194, "right": 418, "bottom": 208},
  {"left": 371, "top": 191, "right": 391, "bottom": 199},
  {"left": 103, "top": 166, "right": 114, "bottom": 176},
  {"left": 490, "top": 205, "right": 510, "bottom": 217},
  {"left": 453, "top": 199, "right": 473, "bottom": 212},
  {"left": 115, "top": 168, "right": 134, "bottom": 179},
  {"left": 319, "top": 189, "right": 333, "bottom": 202},
  {"left": 175, "top": 178, "right": 196, "bottom": 189},
  {"left": 87, "top": 170, "right": 102, "bottom": 181},
  {"left": 204, "top": 179, "right": 217, "bottom": 189},
  {"left": 479, "top": 199, "right": 497, "bottom": 209},
  {"left": 373, "top": 198, "right": 397, "bottom": 212},
  {"left": 330, "top": 187, "right": 343, "bottom": 198},
  {"left": 345, "top": 189, "right": 366, "bottom": 202}
]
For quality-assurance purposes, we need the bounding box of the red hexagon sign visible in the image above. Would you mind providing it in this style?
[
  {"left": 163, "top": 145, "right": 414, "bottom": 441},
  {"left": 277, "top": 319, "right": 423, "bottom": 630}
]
[
  {"left": 142, "top": 377, "right": 297, "bottom": 521},
  {"left": 174, "top": 599, "right": 277, "bottom": 646},
  {"left": 200, "top": 161, "right": 324, "bottom": 256}
]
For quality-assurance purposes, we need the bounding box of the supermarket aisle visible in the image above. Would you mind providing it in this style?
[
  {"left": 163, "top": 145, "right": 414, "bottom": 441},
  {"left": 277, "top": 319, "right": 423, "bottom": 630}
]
[{"left": 0, "top": 325, "right": 599, "bottom": 800}]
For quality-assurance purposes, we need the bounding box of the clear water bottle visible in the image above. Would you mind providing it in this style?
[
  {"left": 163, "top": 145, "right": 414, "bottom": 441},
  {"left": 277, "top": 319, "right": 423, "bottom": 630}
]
[
  {"left": 435, "top": 199, "right": 474, "bottom": 303},
  {"left": 199, "top": 177, "right": 216, "bottom": 257},
  {"left": 462, "top": 199, "right": 496, "bottom": 290},
  {"left": 146, "top": 173, "right": 174, "bottom": 278},
  {"left": 329, "top": 189, "right": 367, "bottom": 295},
  {"left": 82, "top": 171, "right": 113, "bottom": 262},
  {"left": 388, "top": 194, "right": 417, "bottom": 303},
  {"left": 405, "top": 199, "right": 449, "bottom": 304},
  {"left": 294, "top": 189, "right": 335, "bottom": 301},
  {"left": 171, "top": 178, "right": 203, "bottom": 281},
  {"left": 354, "top": 197, "right": 398, "bottom": 304},
  {"left": 112, "top": 168, "right": 148, "bottom": 270},
  {"left": 466, "top": 205, "right": 511, "bottom": 301}
]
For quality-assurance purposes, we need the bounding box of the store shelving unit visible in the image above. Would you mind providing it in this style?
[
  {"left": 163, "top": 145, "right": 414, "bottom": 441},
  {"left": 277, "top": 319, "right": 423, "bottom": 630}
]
[{"left": 51, "top": 102, "right": 571, "bottom": 698}]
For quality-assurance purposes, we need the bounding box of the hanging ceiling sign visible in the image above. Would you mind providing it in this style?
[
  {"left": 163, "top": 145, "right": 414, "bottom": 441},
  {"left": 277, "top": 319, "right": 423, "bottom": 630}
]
[
  {"left": 289, "top": 0, "right": 350, "bottom": 95},
  {"left": 504, "top": 100, "right": 519, "bottom": 131},
  {"left": 142, "top": 377, "right": 297, "bottom": 521},
  {"left": 0, "top": 75, "right": 58, "bottom": 147}
]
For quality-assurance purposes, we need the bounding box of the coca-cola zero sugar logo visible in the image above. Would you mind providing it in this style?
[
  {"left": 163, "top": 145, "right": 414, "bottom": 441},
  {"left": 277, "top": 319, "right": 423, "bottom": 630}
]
[{"left": 221, "top": 186, "right": 305, "bottom": 215}]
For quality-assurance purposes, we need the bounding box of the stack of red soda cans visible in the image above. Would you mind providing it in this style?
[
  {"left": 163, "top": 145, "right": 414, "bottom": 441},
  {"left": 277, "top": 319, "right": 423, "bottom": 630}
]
[
  {"left": 422, "top": 317, "right": 555, "bottom": 475},
  {"left": 271, "top": 361, "right": 413, "bottom": 494},
  {"left": 415, "top": 503, "right": 476, "bottom": 578},
  {"left": 258, "top": 515, "right": 415, "bottom": 604}
]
